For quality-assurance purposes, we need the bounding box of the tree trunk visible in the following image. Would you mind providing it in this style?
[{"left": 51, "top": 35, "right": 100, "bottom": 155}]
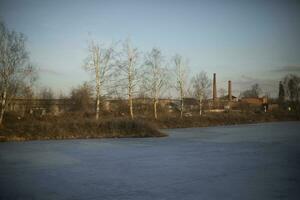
[
  {"left": 129, "top": 94, "right": 133, "bottom": 119},
  {"left": 154, "top": 99, "right": 158, "bottom": 119},
  {"left": 199, "top": 98, "right": 202, "bottom": 116},
  {"left": 0, "top": 88, "right": 7, "bottom": 125},
  {"left": 95, "top": 48, "right": 101, "bottom": 120},
  {"left": 128, "top": 56, "right": 134, "bottom": 119},
  {"left": 95, "top": 77, "right": 100, "bottom": 120},
  {"left": 180, "top": 97, "right": 183, "bottom": 119},
  {"left": 96, "top": 94, "right": 100, "bottom": 120},
  {"left": 180, "top": 84, "right": 184, "bottom": 119}
]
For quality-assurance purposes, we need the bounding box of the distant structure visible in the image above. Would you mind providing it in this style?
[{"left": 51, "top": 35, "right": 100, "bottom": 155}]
[
  {"left": 213, "top": 73, "right": 217, "bottom": 102},
  {"left": 240, "top": 97, "right": 267, "bottom": 105},
  {"left": 228, "top": 80, "right": 232, "bottom": 101},
  {"left": 211, "top": 74, "right": 236, "bottom": 109}
]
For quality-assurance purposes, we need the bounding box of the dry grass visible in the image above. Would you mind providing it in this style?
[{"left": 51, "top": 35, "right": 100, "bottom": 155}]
[
  {"left": 1, "top": 109, "right": 299, "bottom": 142},
  {"left": 0, "top": 116, "right": 166, "bottom": 142},
  {"left": 153, "top": 111, "right": 300, "bottom": 129}
]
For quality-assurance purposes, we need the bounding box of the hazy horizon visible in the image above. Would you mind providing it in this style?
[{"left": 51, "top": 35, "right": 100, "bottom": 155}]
[{"left": 1, "top": 0, "right": 300, "bottom": 98}]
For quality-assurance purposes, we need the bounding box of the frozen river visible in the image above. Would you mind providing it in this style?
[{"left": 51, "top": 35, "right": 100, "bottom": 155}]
[{"left": 1, "top": 122, "right": 300, "bottom": 200}]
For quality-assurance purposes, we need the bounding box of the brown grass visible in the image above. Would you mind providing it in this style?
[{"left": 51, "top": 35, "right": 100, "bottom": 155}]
[
  {"left": 0, "top": 117, "right": 166, "bottom": 142},
  {"left": 152, "top": 111, "right": 300, "bottom": 129},
  {"left": 1, "top": 109, "right": 299, "bottom": 142}
]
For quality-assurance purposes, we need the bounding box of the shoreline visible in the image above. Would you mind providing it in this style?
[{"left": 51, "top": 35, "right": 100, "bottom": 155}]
[
  {"left": 0, "top": 118, "right": 166, "bottom": 142},
  {"left": 161, "top": 120, "right": 300, "bottom": 131},
  {"left": 153, "top": 112, "right": 300, "bottom": 129},
  {"left": 159, "top": 118, "right": 300, "bottom": 129},
  {"left": 1, "top": 120, "right": 298, "bottom": 143},
  {"left": 0, "top": 112, "right": 299, "bottom": 142}
]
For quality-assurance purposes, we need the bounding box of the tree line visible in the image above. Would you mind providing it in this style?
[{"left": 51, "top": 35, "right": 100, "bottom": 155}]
[
  {"left": 1, "top": 20, "right": 299, "bottom": 125},
  {"left": 69, "top": 39, "right": 212, "bottom": 121},
  {"left": 0, "top": 21, "right": 213, "bottom": 124}
]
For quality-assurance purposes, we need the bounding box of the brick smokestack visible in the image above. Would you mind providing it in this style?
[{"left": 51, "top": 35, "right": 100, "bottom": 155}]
[
  {"left": 213, "top": 73, "right": 217, "bottom": 101},
  {"left": 228, "top": 80, "right": 232, "bottom": 101}
]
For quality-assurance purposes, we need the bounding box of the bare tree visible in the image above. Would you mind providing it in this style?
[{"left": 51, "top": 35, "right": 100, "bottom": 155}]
[
  {"left": 241, "top": 83, "right": 262, "bottom": 98},
  {"left": 70, "top": 82, "right": 93, "bottom": 112},
  {"left": 283, "top": 74, "right": 300, "bottom": 102},
  {"left": 17, "top": 85, "right": 35, "bottom": 115},
  {"left": 40, "top": 87, "right": 54, "bottom": 99},
  {"left": 282, "top": 74, "right": 300, "bottom": 111},
  {"left": 137, "top": 78, "right": 149, "bottom": 101},
  {"left": 173, "top": 54, "right": 188, "bottom": 118},
  {"left": 0, "top": 21, "right": 35, "bottom": 125},
  {"left": 144, "top": 48, "right": 168, "bottom": 119},
  {"left": 118, "top": 40, "right": 139, "bottom": 119},
  {"left": 191, "top": 71, "right": 211, "bottom": 116},
  {"left": 39, "top": 87, "right": 54, "bottom": 112},
  {"left": 84, "top": 41, "right": 114, "bottom": 120}
]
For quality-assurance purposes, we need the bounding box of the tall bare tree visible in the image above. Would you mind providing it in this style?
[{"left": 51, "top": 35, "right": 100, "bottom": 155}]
[
  {"left": 283, "top": 74, "right": 300, "bottom": 111},
  {"left": 70, "top": 82, "right": 93, "bottom": 112},
  {"left": 0, "top": 21, "right": 35, "bottom": 125},
  {"left": 173, "top": 54, "right": 188, "bottom": 118},
  {"left": 191, "top": 71, "right": 211, "bottom": 116},
  {"left": 144, "top": 48, "right": 168, "bottom": 119},
  {"left": 84, "top": 41, "right": 114, "bottom": 120},
  {"left": 283, "top": 74, "right": 300, "bottom": 102},
  {"left": 118, "top": 40, "right": 139, "bottom": 119},
  {"left": 241, "top": 83, "right": 262, "bottom": 98}
]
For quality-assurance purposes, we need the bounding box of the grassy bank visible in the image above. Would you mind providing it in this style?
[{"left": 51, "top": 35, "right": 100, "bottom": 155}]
[
  {"left": 0, "top": 117, "right": 166, "bottom": 142},
  {"left": 0, "top": 110, "right": 299, "bottom": 142},
  {"left": 153, "top": 111, "right": 300, "bottom": 129}
]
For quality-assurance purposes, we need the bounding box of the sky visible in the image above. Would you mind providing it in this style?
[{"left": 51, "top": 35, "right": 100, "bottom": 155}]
[{"left": 1, "top": 0, "right": 300, "bottom": 97}]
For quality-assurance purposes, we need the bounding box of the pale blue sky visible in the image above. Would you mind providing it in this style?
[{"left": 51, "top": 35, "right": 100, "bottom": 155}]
[{"left": 1, "top": 0, "right": 300, "bottom": 97}]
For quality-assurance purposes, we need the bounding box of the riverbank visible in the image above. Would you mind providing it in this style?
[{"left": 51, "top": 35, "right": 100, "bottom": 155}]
[
  {"left": 0, "top": 118, "right": 166, "bottom": 142},
  {"left": 0, "top": 111, "right": 299, "bottom": 142},
  {"left": 153, "top": 111, "right": 300, "bottom": 129}
]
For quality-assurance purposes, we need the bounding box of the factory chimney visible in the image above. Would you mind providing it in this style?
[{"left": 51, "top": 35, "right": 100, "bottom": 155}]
[
  {"left": 213, "top": 73, "right": 217, "bottom": 101},
  {"left": 228, "top": 80, "right": 232, "bottom": 101}
]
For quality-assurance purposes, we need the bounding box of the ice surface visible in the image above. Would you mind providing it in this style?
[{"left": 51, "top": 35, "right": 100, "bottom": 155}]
[{"left": 0, "top": 122, "right": 299, "bottom": 200}]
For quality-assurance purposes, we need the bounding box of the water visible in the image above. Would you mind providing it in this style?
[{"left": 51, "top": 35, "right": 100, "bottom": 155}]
[{"left": 1, "top": 122, "right": 300, "bottom": 200}]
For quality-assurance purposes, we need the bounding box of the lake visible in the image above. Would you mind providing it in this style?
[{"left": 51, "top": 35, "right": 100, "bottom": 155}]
[{"left": 1, "top": 122, "right": 299, "bottom": 200}]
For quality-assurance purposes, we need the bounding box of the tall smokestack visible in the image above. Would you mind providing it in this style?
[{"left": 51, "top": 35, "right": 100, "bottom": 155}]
[
  {"left": 228, "top": 80, "right": 232, "bottom": 101},
  {"left": 213, "top": 73, "right": 217, "bottom": 101}
]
